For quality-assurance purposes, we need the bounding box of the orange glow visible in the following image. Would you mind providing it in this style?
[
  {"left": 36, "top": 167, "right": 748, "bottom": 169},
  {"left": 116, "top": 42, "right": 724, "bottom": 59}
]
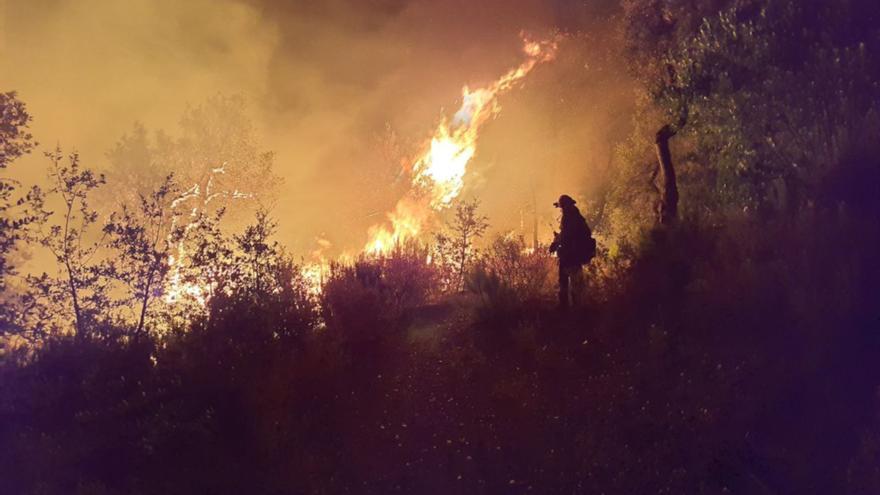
[
  {"left": 161, "top": 36, "right": 558, "bottom": 303},
  {"left": 364, "top": 35, "right": 557, "bottom": 255},
  {"left": 164, "top": 165, "right": 249, "bottom": 305},
  {"left": 301, "top": 262, "right": 326, "bottom": 297}
]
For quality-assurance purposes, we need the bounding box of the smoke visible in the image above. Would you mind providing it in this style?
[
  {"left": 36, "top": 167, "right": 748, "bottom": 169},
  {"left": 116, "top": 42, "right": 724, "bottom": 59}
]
[
  {"left": 1, "top": 0, "right": 632, "bottom": 256},
  {"left": 0, "top": 0, "right": 277, "bottom": 190}
]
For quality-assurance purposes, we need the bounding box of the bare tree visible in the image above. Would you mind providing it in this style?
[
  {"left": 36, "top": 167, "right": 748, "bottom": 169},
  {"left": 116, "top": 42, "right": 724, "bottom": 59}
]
[{"left": 434, "top": 199, "right": 489, "bottom": 292}]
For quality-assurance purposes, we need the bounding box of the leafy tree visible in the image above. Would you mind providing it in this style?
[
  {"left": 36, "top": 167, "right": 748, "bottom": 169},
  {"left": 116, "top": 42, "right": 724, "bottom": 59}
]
[
  {"left": 104, "top": 95, "right": 281, "bottom": 224},
  {"left": 103, "top": 122, "right": 169, "bottom": 206},
  {"left": 30, "top": 148, "right": 114, "bottom": 339},
  {"left": 623, "top": 0, "right": 880, "bottom": 217},
  {"left": 0, "top": 93, "right": 36, "bottom": 287},
  {"left": 160, "top": 208, "right": 318, "bottom": 336},
  {"left": 0, "top": 91, "right": 35, "bottom": 168},
  {"left": 231, "top": 209, "right": 280, "bottom": 299},
  {"left": 0, "top": 92, "right": 45, "bottom": 342},
  {"left": 195, "top": 210, "right": 319, "bottom": 348},
  {"left": 103, "top": 175, "right": 181, "bottom": 336},
  {"left": 620, "top": 0, "right": 732, "bottom": 225},
  {"left": 0, "top": 92, "right": 40, "bottom": 282}
]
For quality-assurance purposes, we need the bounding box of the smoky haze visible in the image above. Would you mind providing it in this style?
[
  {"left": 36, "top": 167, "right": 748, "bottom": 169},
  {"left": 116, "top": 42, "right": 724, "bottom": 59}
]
[{"left": 0, "top": 0, "right": 631, "bottom": 257}]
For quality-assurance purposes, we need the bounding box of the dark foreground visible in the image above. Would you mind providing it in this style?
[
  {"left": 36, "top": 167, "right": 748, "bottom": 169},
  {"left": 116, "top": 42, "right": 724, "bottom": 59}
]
[{"left": 2, "top": 221, "right": 879, "bottom": 495}]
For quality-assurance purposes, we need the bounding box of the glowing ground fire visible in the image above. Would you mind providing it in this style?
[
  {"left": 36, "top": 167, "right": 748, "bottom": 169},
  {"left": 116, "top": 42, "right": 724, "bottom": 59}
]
[{"left": 165, "top": 165, "right": 252, "bottom": 305}]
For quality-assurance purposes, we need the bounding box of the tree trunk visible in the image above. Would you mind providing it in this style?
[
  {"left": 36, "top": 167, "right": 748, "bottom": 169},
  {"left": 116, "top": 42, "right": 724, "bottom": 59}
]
[
  {"left": 654, "top": 125, "right": 679, "bottom": 226},
  {"left": 135, "top": 271, "right": 154, "bottom": 336},
  {"left": 64, "top": 260, "right": 84, "bottom": 340}
]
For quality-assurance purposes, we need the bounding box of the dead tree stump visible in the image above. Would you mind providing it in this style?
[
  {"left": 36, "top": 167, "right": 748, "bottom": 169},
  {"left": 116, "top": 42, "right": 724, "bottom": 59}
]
[{"left": 654, "top": 125, "right": 679, "bottom": 226}]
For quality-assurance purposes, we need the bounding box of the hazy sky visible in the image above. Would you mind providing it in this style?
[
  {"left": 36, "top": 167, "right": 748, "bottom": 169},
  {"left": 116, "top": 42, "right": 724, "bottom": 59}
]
[{"left": 1, "top": 0, "right": 632, "bottom": 256}]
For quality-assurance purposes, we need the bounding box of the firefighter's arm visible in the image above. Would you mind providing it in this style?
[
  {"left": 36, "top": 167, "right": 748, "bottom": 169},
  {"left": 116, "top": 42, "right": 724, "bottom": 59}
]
[{"left": 549, "top": 231, "right": 560, "bottom": 254}]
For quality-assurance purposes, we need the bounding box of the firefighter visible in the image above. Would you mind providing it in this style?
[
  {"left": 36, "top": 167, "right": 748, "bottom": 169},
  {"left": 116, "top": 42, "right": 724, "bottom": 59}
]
[{"left": 549, "top": 194, "right": 595, "bottom": 309}]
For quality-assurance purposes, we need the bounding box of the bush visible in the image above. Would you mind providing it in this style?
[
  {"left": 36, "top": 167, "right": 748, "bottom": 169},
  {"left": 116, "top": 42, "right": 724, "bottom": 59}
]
[
  {"left": 322, "top": 243, "right": 438, "bottom": 343},
  {"left": 481, "top": 234, "right": 555, "bottom": 303},
  {"left": 464, "top": 234, "right": 556, "bottom": 329}
]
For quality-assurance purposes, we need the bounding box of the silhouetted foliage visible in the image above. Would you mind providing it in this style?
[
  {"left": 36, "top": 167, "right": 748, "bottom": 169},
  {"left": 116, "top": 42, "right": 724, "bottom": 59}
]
[
  {"left": 28, "top": 148, "right": 113, "bottom": 339},
  {"left": 103, "top": 175, "right": 180, "bottom": 335},
  {"left": 467, "top": 234, "right": 555, "bottom": 321},
  {"left": 2, "top": 5, "right": 880, "bottom": 493},
  {"left": 621, "top": 0, "right": 880, "bottom": 217},
  {"left": 0, "top": 91, "right": 35, "bottom": 169},
  {"left": 434, "top": 198, "right": 489, "bottom": 292},
  {"left": 322, "top": 243, "right": 436, "bottom": 345},
  {"left": 201, "top": 210, "right": 319, "bottom": 344},
  {"left": 0, "top": 92, "right": 43, "bottom": 338}
]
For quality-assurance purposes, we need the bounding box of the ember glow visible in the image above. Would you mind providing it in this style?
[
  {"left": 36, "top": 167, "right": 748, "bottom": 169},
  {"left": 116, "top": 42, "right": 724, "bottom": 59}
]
[
  {"left": 165, "top": 165, "right": 252, "bottom": 305},
  {"left": 364, "top": 36, "right": 558, "bottom": 255}
]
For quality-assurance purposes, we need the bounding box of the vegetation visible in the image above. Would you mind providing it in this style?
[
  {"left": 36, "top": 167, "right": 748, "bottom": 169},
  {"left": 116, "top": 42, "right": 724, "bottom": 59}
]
[{"left": 1, "top": 2, "right": 879, "bottom": 493}]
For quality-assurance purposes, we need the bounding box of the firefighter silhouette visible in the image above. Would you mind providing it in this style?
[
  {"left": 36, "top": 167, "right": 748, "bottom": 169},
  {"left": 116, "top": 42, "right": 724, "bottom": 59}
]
[{"left": 549, "top": 194, "right": 595, "bottom": 309}]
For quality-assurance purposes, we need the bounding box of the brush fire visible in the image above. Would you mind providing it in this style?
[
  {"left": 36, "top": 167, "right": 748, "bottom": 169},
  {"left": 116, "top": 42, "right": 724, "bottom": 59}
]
[{"left": 291, "top": 36, "right": 557, "bottom": 295}]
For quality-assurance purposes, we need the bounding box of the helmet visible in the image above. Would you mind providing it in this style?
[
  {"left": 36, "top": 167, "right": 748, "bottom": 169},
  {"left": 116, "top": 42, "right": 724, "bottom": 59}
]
[{"left": 553, "top": 194, "right": 576, "bottom": 208}]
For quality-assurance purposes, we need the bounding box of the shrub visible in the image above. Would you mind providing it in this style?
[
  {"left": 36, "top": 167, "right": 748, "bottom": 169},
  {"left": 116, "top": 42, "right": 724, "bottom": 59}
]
[
  {"left": 322, "top": 243, "right": 438, "bottom": 343},
  {"left": 465, "top": 234, "right": 555, "bottom": 323},
  {"left": 481, "top": 234, "right": 555, "bottom": 303}
]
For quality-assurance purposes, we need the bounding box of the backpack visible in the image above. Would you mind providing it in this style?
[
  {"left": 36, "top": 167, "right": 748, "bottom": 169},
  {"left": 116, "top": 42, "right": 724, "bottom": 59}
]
[
  {"left": 575, "top": 226, "right": 597, "bottom": 265},
  {"left": 559, "top": 208, "right": 597, "bottom": 266}
]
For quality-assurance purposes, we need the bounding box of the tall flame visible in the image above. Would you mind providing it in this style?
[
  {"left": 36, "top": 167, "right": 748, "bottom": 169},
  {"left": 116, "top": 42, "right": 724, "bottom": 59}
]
[
  {"left": 365, "top": 36, "right": 557, "bottom": 254},
  {"left": 162, "top": 37, "right": 558, "bottom": 303}
]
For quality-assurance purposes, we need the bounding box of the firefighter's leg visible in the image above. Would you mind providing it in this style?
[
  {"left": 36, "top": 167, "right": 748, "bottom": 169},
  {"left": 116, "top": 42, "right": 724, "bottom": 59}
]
[
  {"left": 570, "top": 266, "right": 585, "bottom": 305},
  {"left": 558, "top": 264, "right": 570, "bottom": 309}
]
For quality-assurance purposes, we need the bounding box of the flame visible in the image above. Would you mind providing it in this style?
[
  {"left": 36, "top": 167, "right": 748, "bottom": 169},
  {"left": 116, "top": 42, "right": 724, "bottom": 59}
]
[
  {"left": 301, "top": 235, "right": 333, "bottom": 296},
  {"left": 164, "top": 164, "right": 251, "bottom": 306},
  {"left": 301, "top": 262, "right": 326, "bottom": 297},
  {"left": 365, "top": 196, "right": 432, "bottom": 254},
  {"left": 365, "top": 35, "right": 557, "bottom": 254},
  {"left": 161, "top": 36, "right": 558, "bottom": 307}
]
